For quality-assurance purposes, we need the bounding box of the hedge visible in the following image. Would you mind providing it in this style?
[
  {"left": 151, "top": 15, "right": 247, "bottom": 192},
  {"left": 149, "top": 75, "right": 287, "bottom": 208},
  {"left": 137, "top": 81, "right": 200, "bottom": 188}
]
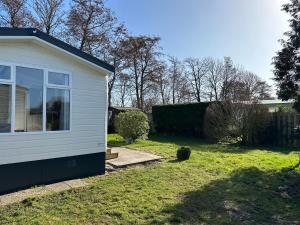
[{"left": 152, "top": 102, "right": 210, "bottom": 137}]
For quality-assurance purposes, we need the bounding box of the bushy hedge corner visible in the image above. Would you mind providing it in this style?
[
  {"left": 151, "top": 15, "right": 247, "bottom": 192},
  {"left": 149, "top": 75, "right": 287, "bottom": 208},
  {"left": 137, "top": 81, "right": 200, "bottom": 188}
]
[{"left": 152, "top": 103, "right": 210, "bottom": 137}]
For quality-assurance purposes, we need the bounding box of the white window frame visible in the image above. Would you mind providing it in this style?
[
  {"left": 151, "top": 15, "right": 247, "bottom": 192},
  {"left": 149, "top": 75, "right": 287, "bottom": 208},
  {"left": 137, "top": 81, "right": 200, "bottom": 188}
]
[
  {"left": 45, "top": 69, "right": 72, "bottom": 133},
  {"left": 0, "top": 61, "right": 72, "bottom": 135}
]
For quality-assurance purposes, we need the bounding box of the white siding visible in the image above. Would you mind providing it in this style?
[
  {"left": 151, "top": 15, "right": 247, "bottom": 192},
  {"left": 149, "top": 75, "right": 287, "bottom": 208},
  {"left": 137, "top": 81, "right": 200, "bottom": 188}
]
[{"left": 0, "top": 41, "right": 108, "bottom": 165}]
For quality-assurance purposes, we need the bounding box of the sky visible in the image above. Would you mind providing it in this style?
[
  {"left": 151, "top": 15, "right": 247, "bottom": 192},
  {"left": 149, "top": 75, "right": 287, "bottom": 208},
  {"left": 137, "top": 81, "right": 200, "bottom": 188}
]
[{"left": 106, "top": 0, "right": 290, "bottom": 94}]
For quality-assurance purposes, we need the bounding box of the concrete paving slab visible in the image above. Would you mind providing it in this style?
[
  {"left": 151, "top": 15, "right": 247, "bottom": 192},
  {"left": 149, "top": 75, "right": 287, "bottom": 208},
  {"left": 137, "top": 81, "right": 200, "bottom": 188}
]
[
  {"left": 0, "top": 186, "right": 49, "bottom": 206},
  {"left": 64, "top": 179, "right": 88, "bottom": 188},
  {"left": 107, "top": 147, "right": 163, "bottom": 168},
  {"left": 0, "top": 179, "right": 89, "bottom": 207},
  {"left": 45, "top": 182, "right": 71, "bottom": 193}
]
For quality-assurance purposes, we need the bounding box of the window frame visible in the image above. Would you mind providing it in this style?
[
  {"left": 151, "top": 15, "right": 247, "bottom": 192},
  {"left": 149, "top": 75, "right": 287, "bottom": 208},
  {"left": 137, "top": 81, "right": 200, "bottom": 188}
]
[
  {"left": 0, "top": 61, "right": 72, "bottom": 135},
  {"left": 45, "top": 69, "right": 72, "bottom": 133}
]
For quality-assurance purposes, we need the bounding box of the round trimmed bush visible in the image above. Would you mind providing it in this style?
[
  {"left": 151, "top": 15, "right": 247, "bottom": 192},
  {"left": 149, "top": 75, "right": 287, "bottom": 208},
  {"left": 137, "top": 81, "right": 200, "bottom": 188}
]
[
  {"left": 177, "top": 146, "right": 191, "bottom": 161},
  {"left": 115, "top": 110, "right": 149, "bottom": 143}
]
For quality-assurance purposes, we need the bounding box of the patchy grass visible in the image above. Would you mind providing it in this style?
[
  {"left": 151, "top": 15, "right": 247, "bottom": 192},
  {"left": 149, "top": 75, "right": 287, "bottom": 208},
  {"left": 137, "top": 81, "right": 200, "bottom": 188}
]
[{"left": 0, "top": 134, "right": 300, "bottom": 225}]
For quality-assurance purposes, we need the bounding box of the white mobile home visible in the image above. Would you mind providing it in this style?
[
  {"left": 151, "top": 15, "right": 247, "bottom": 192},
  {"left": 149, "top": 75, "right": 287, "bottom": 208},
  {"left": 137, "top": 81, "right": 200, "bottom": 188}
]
[{"left": 0, "top": 28, "right": 113, "bottom": 194}]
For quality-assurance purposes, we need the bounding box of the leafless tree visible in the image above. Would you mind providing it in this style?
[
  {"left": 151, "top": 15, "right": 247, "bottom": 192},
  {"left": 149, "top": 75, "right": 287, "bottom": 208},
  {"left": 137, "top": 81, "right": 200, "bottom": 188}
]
[
  {"left": 0, "top": 0, "right": 35, "bottom": 27},
  {"left": 155, "top": 62, "right": 169, "bottom": 104},
  {"left": 228, "top": 71, "right": 274, "bottom": 101},
  {"left": 184, "top": 57, "right": 209, "bottom": 102},
  {"left": 256, "top": 81, "right": 273, "bottom": 100},
  {"left": 118, "top": 73, "right": 130, "bottom": 107},
  {"left": 168, "top": 56, "right": 185, "bottom": 104},
  {"left": 119, "top": 36, "right": 162, "bottom": 111},
  {"left": 32, "top": 0, "right": 65, "bottom": 35},
  {"left": 66, "top": 0, "right": 116, "bottom": 55},
  {"left": 107, "top": 25, "right": 127, "bottom": 107},
  {"left": 205, "top": 58, "right": 223, "bottom": 101},
  {"left": 220, "top": 57, "right": 239, "bottom": 100}
]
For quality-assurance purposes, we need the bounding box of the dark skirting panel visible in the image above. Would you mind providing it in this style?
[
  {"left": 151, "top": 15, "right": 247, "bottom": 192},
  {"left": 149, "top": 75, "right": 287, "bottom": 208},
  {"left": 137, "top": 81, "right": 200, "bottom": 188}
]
[{"left": 0, "top": 152, "right": 105, "bottom": 195}]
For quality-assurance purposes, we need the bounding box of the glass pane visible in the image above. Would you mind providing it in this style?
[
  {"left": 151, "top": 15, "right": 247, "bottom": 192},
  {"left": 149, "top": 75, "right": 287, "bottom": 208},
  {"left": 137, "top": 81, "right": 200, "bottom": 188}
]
[
  {"left": 0, "top": 65, "right": 11, "bottom": 80},
  {"left": 15, "top": 66, "right": 43, "bottom": 132},
  {"left": 48, "top": 72, "right": 69, "bottom": 86},
  {"left": 0, "top": 84, "right": 11, "bottom": 133},
  {"left": 47, "top": 88, "right": 70, "bottom": 131}
]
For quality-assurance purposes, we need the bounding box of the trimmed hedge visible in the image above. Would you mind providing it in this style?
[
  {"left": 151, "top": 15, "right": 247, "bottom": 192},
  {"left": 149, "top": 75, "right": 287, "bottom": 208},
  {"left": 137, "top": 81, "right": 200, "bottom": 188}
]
[{"left": 152, "top": 102, "right": 210, "bottom": 137}]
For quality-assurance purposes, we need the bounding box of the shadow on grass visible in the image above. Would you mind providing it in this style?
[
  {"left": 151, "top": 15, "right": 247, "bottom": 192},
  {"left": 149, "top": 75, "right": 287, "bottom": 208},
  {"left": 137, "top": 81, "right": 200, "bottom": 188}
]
[{"left": 152, "top": 167, "right": 300, "bottom": 225}]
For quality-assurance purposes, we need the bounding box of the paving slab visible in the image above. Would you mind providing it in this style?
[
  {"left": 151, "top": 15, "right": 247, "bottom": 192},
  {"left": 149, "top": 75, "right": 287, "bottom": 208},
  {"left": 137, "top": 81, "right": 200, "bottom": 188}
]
[
  {"left": 0, "top": 179, "right": 89, "bottom": 207},
  {"left": 107, "top": 147, "right": 163, "bottom": 168}
]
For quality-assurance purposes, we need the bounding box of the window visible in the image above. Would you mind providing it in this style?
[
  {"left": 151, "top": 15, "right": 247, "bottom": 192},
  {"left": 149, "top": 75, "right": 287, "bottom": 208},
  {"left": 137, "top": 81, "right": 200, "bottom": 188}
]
[
  {"left": 0, "top": 63, "right": 71, "bottom": 134},
  {"left": 15, "top": 66, "right": 44, "bottom": 132},
  {"left": 47, "top": 89, "right": 70, "bottom": 131},
  {"left": 0, "top": 65, "right": 11, "bottom": 80},
  {"left": 46, "top": 71, "right": 70, "bottom": 131},
  {"left": 48, "top": 72, "right": 69, "bottom": 86},
  {"left": 0, "top": 84, "right": 11, "bottom": 133},
  {"left": 0, "top": 65, "right": 12, "bottom": 133}
]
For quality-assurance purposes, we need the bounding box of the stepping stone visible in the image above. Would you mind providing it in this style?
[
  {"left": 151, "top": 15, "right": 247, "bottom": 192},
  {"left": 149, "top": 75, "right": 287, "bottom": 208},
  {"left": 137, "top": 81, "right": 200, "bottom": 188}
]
[{"left": 107, "top": 147, "right": 162, "bottom": 168}]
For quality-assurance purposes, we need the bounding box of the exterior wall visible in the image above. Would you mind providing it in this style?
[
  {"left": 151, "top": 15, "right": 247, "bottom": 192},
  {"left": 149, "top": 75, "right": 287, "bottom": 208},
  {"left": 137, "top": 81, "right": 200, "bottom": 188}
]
[{"left": 0, "top": 41, "right": 108, "bottom": 166}]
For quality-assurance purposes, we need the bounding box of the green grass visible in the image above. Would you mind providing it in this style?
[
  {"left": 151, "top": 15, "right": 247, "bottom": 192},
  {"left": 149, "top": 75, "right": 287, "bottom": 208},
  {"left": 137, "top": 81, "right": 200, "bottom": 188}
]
[{"left": 1, "top": 134, "right": 300, "bottom": 225}]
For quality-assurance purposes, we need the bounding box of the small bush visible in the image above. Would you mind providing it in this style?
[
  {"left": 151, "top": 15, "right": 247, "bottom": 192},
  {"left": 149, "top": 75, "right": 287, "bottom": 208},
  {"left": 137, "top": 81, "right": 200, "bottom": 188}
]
[
  {"left": 115, "top": 110, "right": 149, "bottom": 143},
  {"left": 177, "top": 146, "right": 191, "bottom": 161}
]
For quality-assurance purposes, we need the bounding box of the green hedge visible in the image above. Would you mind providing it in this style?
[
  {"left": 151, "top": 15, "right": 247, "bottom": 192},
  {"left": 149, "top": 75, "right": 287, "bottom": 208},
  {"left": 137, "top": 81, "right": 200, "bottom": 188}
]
[{"left": 152, "top": 102, "right": 210, "bottom": 137}]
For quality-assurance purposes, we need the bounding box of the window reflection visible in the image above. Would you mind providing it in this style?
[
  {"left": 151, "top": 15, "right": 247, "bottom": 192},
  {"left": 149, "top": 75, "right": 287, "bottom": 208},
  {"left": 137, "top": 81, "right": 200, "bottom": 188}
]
[
  {"left": 15, "top": 66, "right": 43, "bottom": 132},
  {"left": 0, "top": 84, "right": 11, "bottom": 133},
  {"left": 46, "top": 88, "right": 70, "bottom": 131}
]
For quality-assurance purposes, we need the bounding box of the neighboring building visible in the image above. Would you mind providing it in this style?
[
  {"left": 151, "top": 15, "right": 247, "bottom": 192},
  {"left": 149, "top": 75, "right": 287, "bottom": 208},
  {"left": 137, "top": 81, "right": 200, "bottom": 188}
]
[
  {"left": 0, "top": 28, "right": 114, "bottom": 194},
  {"left": 259, "top": 99, "right": 295, "bottom": 112}
]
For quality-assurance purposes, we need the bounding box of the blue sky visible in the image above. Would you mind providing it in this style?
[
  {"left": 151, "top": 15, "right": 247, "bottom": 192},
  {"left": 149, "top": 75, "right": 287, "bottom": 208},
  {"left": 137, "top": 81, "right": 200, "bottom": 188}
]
[{"left": 106, "top": 0, "right": 290, "bottom": 92}]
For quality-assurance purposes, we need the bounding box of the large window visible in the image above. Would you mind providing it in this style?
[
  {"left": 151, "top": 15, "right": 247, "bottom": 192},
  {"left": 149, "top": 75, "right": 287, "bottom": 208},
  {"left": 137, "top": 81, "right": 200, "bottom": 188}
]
[
  {"left": 0, "top": 63, "right": 71, "bottom": 134},
  {"left": 15, "top": 66, "right": 44, "bottom": 132}
]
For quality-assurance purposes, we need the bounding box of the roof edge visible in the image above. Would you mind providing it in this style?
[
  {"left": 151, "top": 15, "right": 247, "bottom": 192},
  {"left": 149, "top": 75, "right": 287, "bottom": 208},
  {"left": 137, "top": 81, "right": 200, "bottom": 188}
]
[{"left": 0, "top": 27, "right": 115, "bottom": 73}]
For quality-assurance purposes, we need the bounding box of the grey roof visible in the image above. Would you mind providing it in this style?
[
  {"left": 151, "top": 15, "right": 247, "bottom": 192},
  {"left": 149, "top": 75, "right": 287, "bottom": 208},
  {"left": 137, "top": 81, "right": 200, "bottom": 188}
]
[{"left": 0, "top": 27, "right": 114, "bottom": 72}]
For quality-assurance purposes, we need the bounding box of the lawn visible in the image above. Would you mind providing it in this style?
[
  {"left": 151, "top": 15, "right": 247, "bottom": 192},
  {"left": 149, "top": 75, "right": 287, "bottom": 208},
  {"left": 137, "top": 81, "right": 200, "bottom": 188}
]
[{"left": 1, "top": 134, "right": 300, "bottom": 225}]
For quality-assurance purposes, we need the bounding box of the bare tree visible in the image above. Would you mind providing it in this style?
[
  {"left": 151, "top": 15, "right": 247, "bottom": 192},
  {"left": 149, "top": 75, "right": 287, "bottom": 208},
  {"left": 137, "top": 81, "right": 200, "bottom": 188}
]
[
  {"left": 168, "top": 56, "right": 185, "bottom": 104},
  {"left": 256, "top": 81, "right": 273, "bottom": 100},
  {"left": 155, "top": 62, "right": 169, "bottom": 104},
  {"left": 32, "top": 0, "right": 65, "bottom": 35},
  {"left": 184, "top": 57, "right": 209, "bottom": 102},
  {"left": 206, "top": 58, "right": 223, "bottom": 101},
  {"left": 107, "top": 25, "right": 127, "bottom": 107},
  {"left": 0, "top": 0, "right": 34, "bottom": 27},
  {"left": 118, "top": 73, "right": 130, "bottom": 107},
  {"left": 220, "top": 57, "right": 238, "bottom": 100},
  {"left": 228, "top": 71, "right": 273, "bottom": 101},
  {"left": 66, "top": 0, "right": 116, "bottom": 55},
  {"left": 119, "top": 36, "right": 162, "bottom": 111}
]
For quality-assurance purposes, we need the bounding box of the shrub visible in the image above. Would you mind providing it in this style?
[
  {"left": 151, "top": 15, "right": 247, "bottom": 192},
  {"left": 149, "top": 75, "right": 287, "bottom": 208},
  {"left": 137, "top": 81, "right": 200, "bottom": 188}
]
[
  {"left": 115, "top": 110, "right": 149, "bottom": 143},
  {"left": 152, "top": 103, "right": 210, "bottom": 137},
  {"left": 204, "top": 101, "right": 271, "bottom": 145},
  {"left": 177, "top": 146, "right": 191, "bottom": 161},
  {"left": 203, "top": 101, "right": 234, "bottom": 142}
]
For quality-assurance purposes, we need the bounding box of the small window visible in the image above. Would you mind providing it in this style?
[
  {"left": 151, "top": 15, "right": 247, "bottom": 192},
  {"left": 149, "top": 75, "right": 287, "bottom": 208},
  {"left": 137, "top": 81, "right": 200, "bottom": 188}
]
[
  {"left": 46, "top": 88, "right": 70, "bottom": 131},
  {"left": 48, "top": 72, "right": 69, "bottom": 86},
  {"left": 0, "top": 65, "right": 11, "bottom": 80}
]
